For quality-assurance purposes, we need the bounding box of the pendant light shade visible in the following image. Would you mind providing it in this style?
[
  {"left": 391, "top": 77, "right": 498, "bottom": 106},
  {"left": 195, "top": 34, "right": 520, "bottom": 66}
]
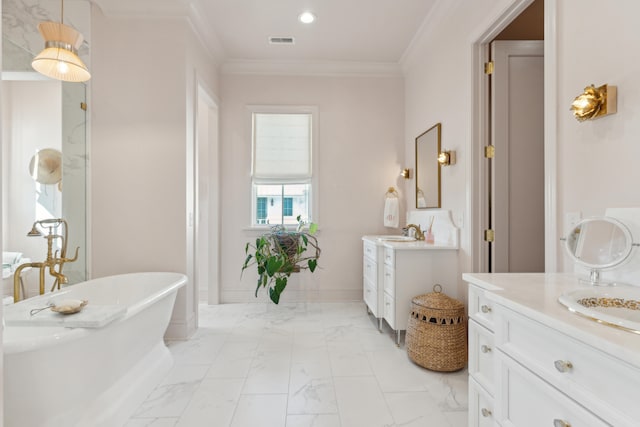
[{"left": 32, "top": 21, "right": 90, "bottom": 82}]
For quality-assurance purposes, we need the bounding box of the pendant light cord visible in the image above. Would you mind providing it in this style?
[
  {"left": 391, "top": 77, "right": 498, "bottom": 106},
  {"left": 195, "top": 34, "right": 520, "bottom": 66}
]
[{"left": 60, "top": 0, "right": 64, "bottom": 24}]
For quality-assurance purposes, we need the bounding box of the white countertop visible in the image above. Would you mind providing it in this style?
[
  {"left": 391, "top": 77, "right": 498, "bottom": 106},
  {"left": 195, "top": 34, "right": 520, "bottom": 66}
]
[
  {"left": 362, "top": 235, "right": 458, "bottom": 250},
  {"left": 463, "top": 272, "right": 640, "bottom": 369}
]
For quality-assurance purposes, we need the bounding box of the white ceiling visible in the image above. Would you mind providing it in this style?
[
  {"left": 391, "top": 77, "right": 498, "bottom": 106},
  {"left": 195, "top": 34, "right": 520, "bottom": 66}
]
[{"left": 92, "top": 0, "right": 438, "bottom": 66}]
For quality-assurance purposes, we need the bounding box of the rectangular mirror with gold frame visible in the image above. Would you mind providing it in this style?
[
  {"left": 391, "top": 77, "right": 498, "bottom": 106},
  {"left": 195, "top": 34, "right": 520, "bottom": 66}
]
[{"left": 415, "top": 123, "right": 441, "bottom": 209}]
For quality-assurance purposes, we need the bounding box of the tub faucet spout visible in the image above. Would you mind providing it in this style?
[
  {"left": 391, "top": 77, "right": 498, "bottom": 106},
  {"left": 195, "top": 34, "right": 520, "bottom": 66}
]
[{"left": 13, "top": 219, "right": 79, "bottom": 302}]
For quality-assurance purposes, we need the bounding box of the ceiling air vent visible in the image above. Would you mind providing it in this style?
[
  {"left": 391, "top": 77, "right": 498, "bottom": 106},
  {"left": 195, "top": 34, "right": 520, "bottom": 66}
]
[{"left": 269, "top": 36, "right": 295, "bottom": 45}]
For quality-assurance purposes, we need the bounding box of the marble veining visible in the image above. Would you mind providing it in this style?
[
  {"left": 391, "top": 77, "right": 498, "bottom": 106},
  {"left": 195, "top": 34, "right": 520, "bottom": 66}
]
[{"left": 126, "top": 302, "right": 467, "bottom": 427}]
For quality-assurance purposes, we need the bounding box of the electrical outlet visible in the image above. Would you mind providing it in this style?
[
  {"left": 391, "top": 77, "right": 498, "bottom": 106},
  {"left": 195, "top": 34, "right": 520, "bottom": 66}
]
[{"left": 565, "top": 212, "right": 581, "bottom": 231}]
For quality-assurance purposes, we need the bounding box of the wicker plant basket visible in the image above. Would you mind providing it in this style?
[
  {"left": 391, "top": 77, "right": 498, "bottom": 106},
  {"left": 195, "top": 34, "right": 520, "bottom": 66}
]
[{"left": 405, "top": 284, "right": 467, "bottom": 372}]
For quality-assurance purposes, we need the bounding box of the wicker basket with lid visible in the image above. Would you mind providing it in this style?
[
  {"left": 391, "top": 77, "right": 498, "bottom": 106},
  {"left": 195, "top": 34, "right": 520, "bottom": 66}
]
[{"left": 405, "top": 284, "right": 467, "bottom": 372}]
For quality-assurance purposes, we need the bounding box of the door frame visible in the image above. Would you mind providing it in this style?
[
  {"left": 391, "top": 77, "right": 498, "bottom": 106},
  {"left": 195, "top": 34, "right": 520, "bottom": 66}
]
[
  {"left": 469, "top": 0, "right": 558, "bottom": 273},
  {"left": 194, "top": 80, "right": 220, "bottom": 306}
]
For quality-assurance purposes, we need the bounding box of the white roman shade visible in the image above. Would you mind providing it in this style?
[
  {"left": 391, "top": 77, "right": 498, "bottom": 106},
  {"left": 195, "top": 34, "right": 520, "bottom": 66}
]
[{"left": 252, "top": 113, "right": 312, "bottom": 183}]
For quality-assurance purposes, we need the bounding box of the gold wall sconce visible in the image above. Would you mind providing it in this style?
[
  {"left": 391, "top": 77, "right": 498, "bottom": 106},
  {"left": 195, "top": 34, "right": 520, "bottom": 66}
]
[
  {"left": 570, "top": 84, "right": 616, "bottom": 122},
  {"left": 400, "top": 168, "right": 411, "bottom": 179},
  {"left": 438, "top": 150, "right": 456, "bottom": 166}
]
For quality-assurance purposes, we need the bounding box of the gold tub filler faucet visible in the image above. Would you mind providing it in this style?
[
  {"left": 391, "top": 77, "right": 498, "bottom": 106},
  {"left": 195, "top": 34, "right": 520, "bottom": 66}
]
[{"left": 13, "top": 218, "right": 79, "bottom": 302}]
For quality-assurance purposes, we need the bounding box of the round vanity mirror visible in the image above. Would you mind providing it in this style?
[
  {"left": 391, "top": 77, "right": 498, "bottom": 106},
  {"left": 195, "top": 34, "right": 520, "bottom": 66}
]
[{"left": 564, "top": 216, "right": 634, "bottom": 283}]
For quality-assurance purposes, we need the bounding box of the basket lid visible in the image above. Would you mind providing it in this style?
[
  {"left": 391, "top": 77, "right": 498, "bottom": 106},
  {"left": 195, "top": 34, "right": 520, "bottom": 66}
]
[{"left": 412, "top": 284, "right": 464, "bottom": 310}]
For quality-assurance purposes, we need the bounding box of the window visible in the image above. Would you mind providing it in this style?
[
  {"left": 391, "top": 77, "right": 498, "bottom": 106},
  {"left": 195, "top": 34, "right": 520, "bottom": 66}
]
[
  {"left": 256, "top": 197, "right": 268, "bottom": 224},
  {"left": 283, "top": 197, "right": 293, "bottom": 217},
  {"left": 251, "top": 108, "right": 316, "bottom": 226}
]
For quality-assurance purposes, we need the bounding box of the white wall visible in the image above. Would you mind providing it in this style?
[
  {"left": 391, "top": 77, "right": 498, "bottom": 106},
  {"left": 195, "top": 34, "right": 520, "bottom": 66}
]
[
  {"left": 403, "top": 0, "right": 640, "bottom": 282},
  {"left": 555, "top": 0, "right": 640, "bottom": 270},
  {"left": 219, "top": 73, "right": 405, "bottom": 302},
  {"left": 90, "top": 7, "right": 219, "bottom": 337}
]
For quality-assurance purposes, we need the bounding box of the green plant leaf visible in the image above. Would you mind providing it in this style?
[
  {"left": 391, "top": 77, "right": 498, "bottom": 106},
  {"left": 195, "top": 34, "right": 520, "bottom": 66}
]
[
  {"left": 309, "top": 222, "right": 318, "bottom": 235},
  {"left": 255, "top": 278, "right": 262, "bottom": 297},
  {"left": 275, "top": 277, "right": 287, "bottom": 294},
  {"left": 266, "top": 257, "right": 285, "bottom": 276},
  {"left": 269, "top": 287, "right": 280, "bottom": 304},
  {"left": 242, "top": 253, "right": 253, "bottom": 269},
  {"left": 308, "top": 259, "right": 317, "bottom": 272},
  {"left": 269, "top": 277, "right": 288, "bottom": 304}
]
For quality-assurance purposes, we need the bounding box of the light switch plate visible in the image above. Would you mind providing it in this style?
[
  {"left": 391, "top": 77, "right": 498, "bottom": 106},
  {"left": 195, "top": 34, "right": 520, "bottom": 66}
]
[{"left": 565, "top": 212, "right": 581, "bottom": 232}]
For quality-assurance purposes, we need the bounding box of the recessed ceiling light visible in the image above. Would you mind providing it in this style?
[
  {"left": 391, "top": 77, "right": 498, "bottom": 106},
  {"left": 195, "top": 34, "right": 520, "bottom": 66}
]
[{"left": 298, "top": 11, "right": 316, "bottom": 24}]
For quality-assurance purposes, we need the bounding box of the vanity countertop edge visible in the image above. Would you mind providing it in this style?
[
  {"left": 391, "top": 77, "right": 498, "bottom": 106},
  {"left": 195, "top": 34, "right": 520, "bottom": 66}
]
[
  {"left": 362, "top": 235, "right": 458, "bottom": 250},
  {"left": 463, "top": 272, "right": 640, "bottom": 369}
]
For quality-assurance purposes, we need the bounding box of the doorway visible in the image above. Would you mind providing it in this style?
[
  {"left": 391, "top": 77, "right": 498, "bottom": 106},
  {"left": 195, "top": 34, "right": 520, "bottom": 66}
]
[
  {"left": 194, "top": 84, "right": 220, "bottom": 306},
  {"left": 472, "top": 0, "right": 551, "bottom": 273},
  {"left": 490, "top": 40, "right": 544, "bottom": 272}
]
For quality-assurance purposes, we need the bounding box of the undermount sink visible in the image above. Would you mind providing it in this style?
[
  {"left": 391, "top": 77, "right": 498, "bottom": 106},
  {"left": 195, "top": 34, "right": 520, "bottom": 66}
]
[
  {"left": 558, "top": 284, "right": 640, "bottom": 333},
  {"left": 376, "top": 235, "right": 417, "bottom": 242}
]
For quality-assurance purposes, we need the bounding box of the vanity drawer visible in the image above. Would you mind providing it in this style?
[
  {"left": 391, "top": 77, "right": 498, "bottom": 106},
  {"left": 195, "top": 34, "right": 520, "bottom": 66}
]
[
  {"left": 469, "top": 319, "right": 495, "bottom": 397},
  {"left": 383, "top": 292, "right": 395, "bottom": 329},
  {"left": 468, "top": 284, "right": 495, "bottom": 331},
  {"left": 363, "top": 278, "right": 378, "bottom": 317},
  {"left": 383, "top": 265, "right": 395, "bottom": 297},
  {"left": 363, "top": 240, "right": 377, "bottom": 260},
  {"left": 383, "top": 247, "right": 395, "bottom": 267},
  {"left": 498, "top": 306, "right": 640, "bottom": 425},
  {"left": 496, "top": 351, "right": 610, "bottom": 427},
  {"left": 363, "top": 256, "right": 377, "bottom": 284},
  {"left": 469, "top": 377, "right": 494, "bottom": 427}
]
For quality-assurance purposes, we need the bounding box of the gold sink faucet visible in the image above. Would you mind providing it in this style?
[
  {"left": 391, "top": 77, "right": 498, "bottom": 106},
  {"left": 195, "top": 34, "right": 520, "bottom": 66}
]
[
  {"left": 13, "top": 218, "right": 79, "bottom": 302},
  {"left": 405, "top": 223, "right": 425, "bottom": 241}
]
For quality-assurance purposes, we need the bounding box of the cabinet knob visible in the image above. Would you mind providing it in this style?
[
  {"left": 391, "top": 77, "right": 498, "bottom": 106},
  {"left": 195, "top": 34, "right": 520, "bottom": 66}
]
[
  {"left": 554, "top": 360, "right": 573, "bottom": 373},
  {"left": 553, "top": 419, "right": 571, "bottom": 427},
  {"left": 481, "top": 304, "right": 492, "bottom": 314},
  {"left": 481, "top": 345, "right": 492, "bottom": 353},
  {"left": 481, "top": 408, "right": 492, "bottom": 418}
]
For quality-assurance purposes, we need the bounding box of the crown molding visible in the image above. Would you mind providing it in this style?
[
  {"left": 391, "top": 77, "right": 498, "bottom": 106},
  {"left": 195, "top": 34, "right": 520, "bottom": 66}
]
[
  {"left": 221, "top": 59, "right": 403, "bottom": 78},
  {"left": 91, "top": 0, "right": 226, "bottom": 65},
  {"left": 90, "top": 0, "right": 191, "bottom": 17},
  {"left": 187, "top": 2, "right": 226, "bottom": 65},
  {"left": 400, "top": 0, "right": 457, "bottom": 73}
]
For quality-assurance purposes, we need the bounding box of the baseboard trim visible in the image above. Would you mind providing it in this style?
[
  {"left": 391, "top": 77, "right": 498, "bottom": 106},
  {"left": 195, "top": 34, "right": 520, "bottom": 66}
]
[
  {"left": 165, "top": 312, "right": 196, "bottom": 340},
  {"left": 220, "top": 289, "right": 363, "bottom": 304}
]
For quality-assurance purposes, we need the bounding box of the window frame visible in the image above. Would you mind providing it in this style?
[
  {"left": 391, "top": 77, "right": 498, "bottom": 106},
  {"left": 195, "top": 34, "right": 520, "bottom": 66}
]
[{"left": 248, "top": 105, "right": 319, "bottom": 229}]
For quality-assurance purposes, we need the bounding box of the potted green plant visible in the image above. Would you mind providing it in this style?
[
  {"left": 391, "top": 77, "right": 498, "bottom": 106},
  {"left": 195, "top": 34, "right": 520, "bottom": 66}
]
[{"left": 242, "top": 215, "right": 320, "bottom": 304}]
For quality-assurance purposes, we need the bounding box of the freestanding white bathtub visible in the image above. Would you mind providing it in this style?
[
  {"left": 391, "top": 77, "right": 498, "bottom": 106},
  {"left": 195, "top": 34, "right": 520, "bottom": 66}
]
[{"left": 3, "top": 272, "right": 187, "bottom": 427}]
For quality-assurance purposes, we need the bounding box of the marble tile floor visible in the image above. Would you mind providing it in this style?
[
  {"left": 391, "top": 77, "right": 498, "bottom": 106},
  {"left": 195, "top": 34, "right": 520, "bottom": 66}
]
[{"left": 125, "top": 302, "right": 468, "bottom": 427}]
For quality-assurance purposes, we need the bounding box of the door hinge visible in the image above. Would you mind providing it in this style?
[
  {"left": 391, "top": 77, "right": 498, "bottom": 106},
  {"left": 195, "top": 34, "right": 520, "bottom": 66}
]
[
  {"left": 484, "top": 61, "right": 494, "bottom": 75},
  {"left": 80, "top": 102, "right": 87, "bottom": 111},
  {"left": 484, "top": 145, "right": 495, "bottom": 159},
  {"left": 484, "top": 229, "right": 495, "bottom": 242}
]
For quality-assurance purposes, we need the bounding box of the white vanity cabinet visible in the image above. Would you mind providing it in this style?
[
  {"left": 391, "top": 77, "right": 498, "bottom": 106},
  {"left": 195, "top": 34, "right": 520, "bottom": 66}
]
[
  {"left": 363, "top": 210, "right": 460, "bottom": 344},
  {"left": 361, "top": 236, "right": 458, "bottom": 344},
  {"left": 382, "top": 246, "right": 458, "bottom": 345},
  {"left": 362, "top": 239, "right": 384, "bottom": 330},
  {"left": 467, "top": 283, "right": 497, "bottom": 426},
  {"left": 465, "top": 273, "right": 640, "bottom": 427}
]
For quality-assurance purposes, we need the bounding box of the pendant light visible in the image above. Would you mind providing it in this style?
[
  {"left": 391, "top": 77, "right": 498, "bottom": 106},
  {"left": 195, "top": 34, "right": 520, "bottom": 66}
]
[{"left": 31, "top": 0, "right": 90, "bottom": 82}]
